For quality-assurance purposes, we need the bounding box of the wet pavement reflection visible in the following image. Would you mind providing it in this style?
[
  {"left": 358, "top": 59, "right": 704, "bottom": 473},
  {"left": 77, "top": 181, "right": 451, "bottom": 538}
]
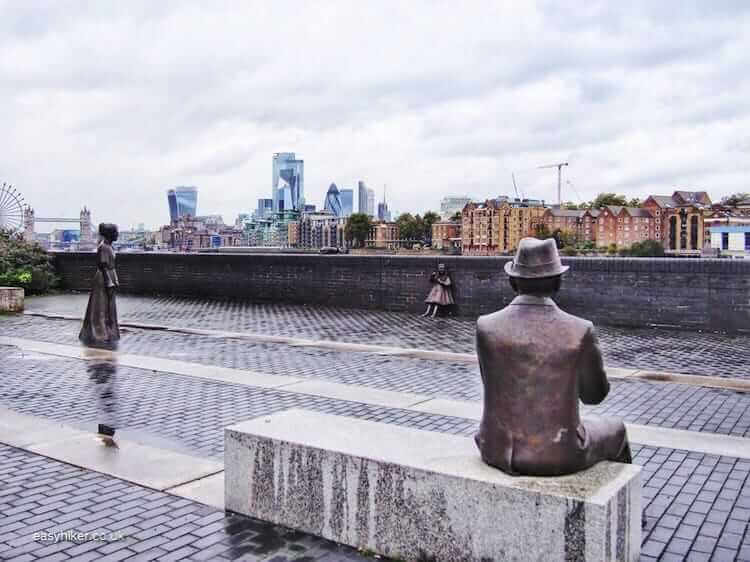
[{"left": 83, "top": 342, "right": 119, "bottom": 447}]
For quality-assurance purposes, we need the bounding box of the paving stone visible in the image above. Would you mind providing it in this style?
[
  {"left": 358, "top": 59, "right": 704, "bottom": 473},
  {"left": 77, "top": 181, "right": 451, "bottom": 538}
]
[
  {"left": 0, "top": 444, "right": 371, "bottom": 561},
  {"left": 3, "top": 297, "right": 750, "bottom": 561},
  {"left": 15, "top": 294, "right": 750, "bottom": 379}
]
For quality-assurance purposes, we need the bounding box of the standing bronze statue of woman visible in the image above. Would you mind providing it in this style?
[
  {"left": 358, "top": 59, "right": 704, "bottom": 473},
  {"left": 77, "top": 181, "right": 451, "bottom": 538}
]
[
  {"left": 79, "top": 223, "right": 120, "bottom": 347},
  {"left": 422, "top": 263, "right": 454, "bottom": 318}
]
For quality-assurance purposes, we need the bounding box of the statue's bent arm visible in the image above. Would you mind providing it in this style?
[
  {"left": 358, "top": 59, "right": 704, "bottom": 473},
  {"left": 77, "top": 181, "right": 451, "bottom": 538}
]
[{"left": 577, "top": 324, "right": 610, "bottom": 405}]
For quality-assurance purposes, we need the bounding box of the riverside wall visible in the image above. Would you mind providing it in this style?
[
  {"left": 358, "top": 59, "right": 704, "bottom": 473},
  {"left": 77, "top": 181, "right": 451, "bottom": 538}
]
[{"left": 53, "top": 252, "right": 750, "bottom": 332}]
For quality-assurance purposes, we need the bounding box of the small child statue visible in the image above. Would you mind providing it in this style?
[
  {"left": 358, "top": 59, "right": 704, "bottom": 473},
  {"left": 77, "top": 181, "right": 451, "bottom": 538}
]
[{"left": 422, "top": 263, "right": 454, "bottom": 318}]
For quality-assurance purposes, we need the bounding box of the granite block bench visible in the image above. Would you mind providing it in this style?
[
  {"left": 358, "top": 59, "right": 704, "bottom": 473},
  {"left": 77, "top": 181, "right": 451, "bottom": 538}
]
[
  {"left": 0, "top": 287, "right": 24, "bottom": 313},
  {"left": 225, "top": 409, "right": 641, "bottom": 562}
]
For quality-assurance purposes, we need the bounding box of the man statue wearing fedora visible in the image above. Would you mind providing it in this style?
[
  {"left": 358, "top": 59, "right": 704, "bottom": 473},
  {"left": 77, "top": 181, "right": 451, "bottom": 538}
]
[{"left": 474, "top": 237, "right": 632, "bottom": 476}]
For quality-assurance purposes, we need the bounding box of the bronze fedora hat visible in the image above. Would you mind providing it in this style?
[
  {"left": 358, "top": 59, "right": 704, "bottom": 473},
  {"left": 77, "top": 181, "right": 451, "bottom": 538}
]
[{"left": 504, "top": 237, "right": 570, "bottom": 279}]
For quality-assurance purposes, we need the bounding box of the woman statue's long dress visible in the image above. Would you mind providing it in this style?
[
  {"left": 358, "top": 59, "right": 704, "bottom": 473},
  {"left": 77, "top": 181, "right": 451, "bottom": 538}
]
[{"left": 79, "top": 224, "right": 120, "bottom": 347}]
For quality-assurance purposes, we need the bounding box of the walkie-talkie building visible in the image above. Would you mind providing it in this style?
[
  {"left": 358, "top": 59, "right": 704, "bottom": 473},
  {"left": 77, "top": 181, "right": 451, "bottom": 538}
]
[
  {"left": 272, "top": 153, "right": 304, "bottom": 213},
  {"left": 167, "top": 186, "right": 198, "bottom": 222}
]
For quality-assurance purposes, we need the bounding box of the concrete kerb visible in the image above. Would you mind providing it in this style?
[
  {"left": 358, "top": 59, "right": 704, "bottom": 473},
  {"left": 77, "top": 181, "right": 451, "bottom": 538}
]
[{"left": 0, "top": 406, "right": 223, "bottom": 493}]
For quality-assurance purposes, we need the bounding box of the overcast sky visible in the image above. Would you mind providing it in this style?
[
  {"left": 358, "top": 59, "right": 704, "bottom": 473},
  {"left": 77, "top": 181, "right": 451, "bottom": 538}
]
[{"left": 2, "top": 1, "right": 749, "bottom": 229}]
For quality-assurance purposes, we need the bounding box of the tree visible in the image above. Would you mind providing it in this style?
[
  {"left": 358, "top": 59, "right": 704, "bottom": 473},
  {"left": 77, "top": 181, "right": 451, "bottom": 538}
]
[
  {"left": 534, "top": 224, "right": 552, "bottom": 239},
  {"left": 422, "top": 211, "right": 440, "bottom": 244},
  {"left": 721, "top": 192, "right": 750, "bottom": 206},
  {"left": 627, "top": 197, "right": 641, "bottom": 207},
  {"left": 621, "top": 239, "right": 665, "bottom": 257},
  {"left": 395, "top": 213, "right": 419, "bottom": 241},
  {"left": 450, "top": 211, "right": 462, "bottom": 222},
  {"left": 344, "top": 213, "right": 371, "bottom": 248},
  {"left": 562, "top": 201, "right": 579, "bottom": 210},
  {"left": 551, "top": 228, "right": 577, "bottom": 249},
  {"left": 590, "top": 193, "right": 628, "bottom": 209},
  {"left": 0, "top": 229, "right": 58, "bottom": 294}
]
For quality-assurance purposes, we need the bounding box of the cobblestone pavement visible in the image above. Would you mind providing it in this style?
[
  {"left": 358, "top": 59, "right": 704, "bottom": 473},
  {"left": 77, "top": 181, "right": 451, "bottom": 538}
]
[
  {"left": 1, "top": 362, "right": 750, "bottom": 561},
  {"left": 3, "top": 295, "right": 750, "bottom": 560},
  {"left": 0, "top": 443, "right": 368, "bottom": 561},
  {"left": 23, "top": 293, "right": 750, "bottom": 378},
  {"left": 2, "top": 327, "right": 750, "bottom": 439}
]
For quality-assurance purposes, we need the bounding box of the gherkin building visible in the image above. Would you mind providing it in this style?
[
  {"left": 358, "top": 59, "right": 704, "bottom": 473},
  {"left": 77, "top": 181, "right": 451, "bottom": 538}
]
[{"left": 324, "top": 183, "right": 342, "bottom": 217}]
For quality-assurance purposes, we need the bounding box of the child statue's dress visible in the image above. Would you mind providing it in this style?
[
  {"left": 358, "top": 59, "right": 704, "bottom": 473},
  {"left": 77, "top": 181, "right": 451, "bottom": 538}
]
[{"left": 425, "top": 271, "right": 454, "bottom": 307}]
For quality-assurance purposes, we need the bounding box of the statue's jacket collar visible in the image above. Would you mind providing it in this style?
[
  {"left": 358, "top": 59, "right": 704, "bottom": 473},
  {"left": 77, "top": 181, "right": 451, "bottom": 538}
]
[{"left": 509, "top": 295, "right": 557, "bottom": 307}]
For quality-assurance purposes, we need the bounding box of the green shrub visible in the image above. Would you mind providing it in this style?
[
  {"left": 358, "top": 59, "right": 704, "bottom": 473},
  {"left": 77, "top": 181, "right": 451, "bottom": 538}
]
[
  {"left": 0, "top": 229, "right": 58, "bottom": 294},
  {"left": 628, "top": 239, "right": 665, "bottom": 257},
  {"left": 606, "top": 243, "right": 618, "bottom": 255},
  {"left": 561, "top": 246, "right": 578, "bottom": 256}
]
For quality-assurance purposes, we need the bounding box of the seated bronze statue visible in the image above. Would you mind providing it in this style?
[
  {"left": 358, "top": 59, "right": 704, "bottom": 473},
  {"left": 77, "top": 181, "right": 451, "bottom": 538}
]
[{"left": 474, "top": 237, "right": 631, "bottom": 476}]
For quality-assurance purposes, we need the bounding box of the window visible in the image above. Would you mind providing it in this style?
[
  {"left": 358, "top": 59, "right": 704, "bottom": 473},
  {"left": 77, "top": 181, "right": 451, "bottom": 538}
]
[
  {"left": 722, "top": 232, "right": 729, "bottom": 250},
  {"left": 746, "top": 232, "right": 750, "bottom": 251}
]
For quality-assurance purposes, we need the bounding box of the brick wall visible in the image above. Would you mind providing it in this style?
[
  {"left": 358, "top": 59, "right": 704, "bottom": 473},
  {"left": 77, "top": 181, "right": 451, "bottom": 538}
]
[{"left": 53, "top": 252, "right": 750, "bottom": 332}]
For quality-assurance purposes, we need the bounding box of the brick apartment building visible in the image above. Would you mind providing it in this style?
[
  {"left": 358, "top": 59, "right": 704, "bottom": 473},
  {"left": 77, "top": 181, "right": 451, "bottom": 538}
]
[
  {"left": 462, "top": 198, "right": 546, "bottom": 255},
  {"left": 431, "top": 221, "right": 461, "bottom": 250},
  {"left": 642, "top": 191, "right": 712, "bottom": 253},
  {"left": 539, "top": 190, "right": 716, "bottom": 252},
  {"left": 368, "top": 221, "right": 400, "bottom": 249},
  {"left": 594, "top": 206, "right": 657, "bottom": 248}
]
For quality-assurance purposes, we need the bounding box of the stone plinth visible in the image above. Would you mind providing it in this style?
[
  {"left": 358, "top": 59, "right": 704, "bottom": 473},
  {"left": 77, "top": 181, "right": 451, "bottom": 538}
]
[
  {"left": 0, "top": 287, "right": 24, "bottom": 312},
  {"left": 225, "top": 409, "right": 641, "bottom": 562}
]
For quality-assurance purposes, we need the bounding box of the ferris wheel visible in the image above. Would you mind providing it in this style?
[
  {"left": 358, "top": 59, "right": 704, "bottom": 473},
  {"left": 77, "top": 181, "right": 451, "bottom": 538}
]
[{"left": 0, "top": 182, "right": 25, "bottom": 231}]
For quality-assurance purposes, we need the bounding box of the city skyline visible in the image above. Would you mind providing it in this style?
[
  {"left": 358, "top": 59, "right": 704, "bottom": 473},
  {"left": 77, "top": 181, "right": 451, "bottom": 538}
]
[{"left": 2, "top": 3, "right": 749, "bottom": 228}]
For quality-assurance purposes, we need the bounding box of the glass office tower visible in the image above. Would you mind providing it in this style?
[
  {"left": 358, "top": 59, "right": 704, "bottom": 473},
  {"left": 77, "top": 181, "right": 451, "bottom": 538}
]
[
  {"left": 167, "top": 186, "right": 198, "bottom": 221},
  {"left": 340, "top": 189, "right": 353, "bottom": 217},
  {"left": 324, "top": 183, "right": 342, "bottom": 217},
  {"left": 357, "top": 181, "right": 368, "bottom": 214},
  {"left": 272, "top": 153, "right": 304, "bottom": 213},
  {"left": 167, "top": 189, "right": 178, "bottom": 223}
]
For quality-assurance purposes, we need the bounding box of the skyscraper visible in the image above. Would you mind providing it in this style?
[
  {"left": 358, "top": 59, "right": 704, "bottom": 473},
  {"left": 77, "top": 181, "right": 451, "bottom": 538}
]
[
  {"left": 167, "top": 186, "right": 198, "bottom": 222},
  {"left": 358, "top": 181, "right": 368, "bottom": 214},
  {"left": 377, "top": 187, "right": 391, "bottom": 221},
  {"left": 272, "top": 153, "right": 304, "bottom": 213},
  {"left": 167, "top": 189, "right": 178, "bottom": 223},
  {"left": 324, "top": 183, "right": 343, "bottom": 217},
  {"left": 440, "top": 195, "right": 473, "bottom": 220},
  {"left": 340, "top": 189, "right": 353, "bottom": 217},
  {"left": 255, "top": 198, "right": 273, "bottom": 220},
  {"left": 367, "top": 188, "right": 375, "bottom": 217}
]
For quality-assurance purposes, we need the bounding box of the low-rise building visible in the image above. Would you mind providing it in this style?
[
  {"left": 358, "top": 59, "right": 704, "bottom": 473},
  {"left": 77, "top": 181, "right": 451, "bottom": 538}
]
[
  {"left": 288, "top": 221, "right": 300, "bottom": 246},
  {"left": 431, "top": 221, "right": 461, "bottom": 250},
  {"left": 297, "top": 212, "right": 346, "bottom": 249},
  {"left": 710, "top": 226, "right": 750, "bottom": 257},
  {"left": 368, "top": 222, "right": 400, "bottom": 249},
  {"left": 642, "top": 191, "right": 712, "bottom": 254},
  {"left": 542, "top": 209, "right": 588, "bottom": 243}
]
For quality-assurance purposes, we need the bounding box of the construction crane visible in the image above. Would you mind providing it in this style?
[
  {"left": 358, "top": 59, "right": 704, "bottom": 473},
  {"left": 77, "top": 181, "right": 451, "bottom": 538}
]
[{"left": 537, "top": 162, "right": 569, "bottom": 206}]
